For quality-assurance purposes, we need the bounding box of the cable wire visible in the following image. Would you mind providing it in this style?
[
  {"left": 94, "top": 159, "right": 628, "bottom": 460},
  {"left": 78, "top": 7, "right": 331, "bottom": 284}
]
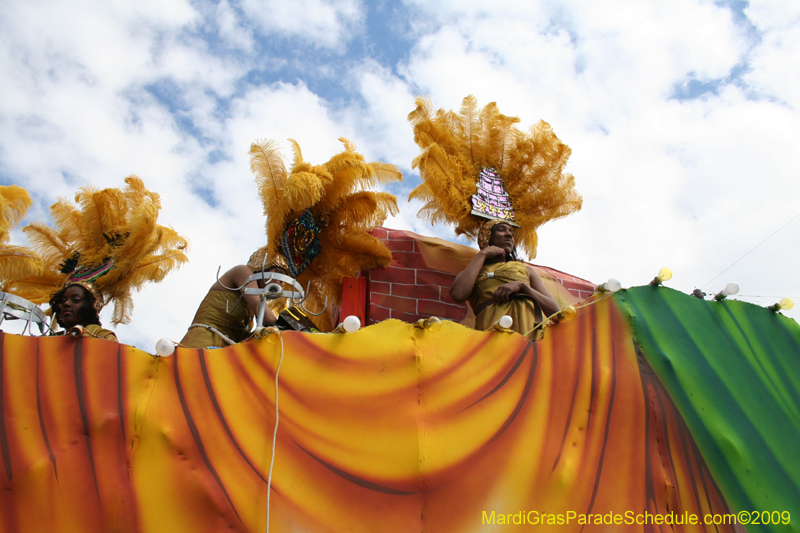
[
  {"left": 701, "top": 211, "right": 800, "bottom": 290},
  {"left": 266, "top": 335, "right": 284, "bottom": 533}
]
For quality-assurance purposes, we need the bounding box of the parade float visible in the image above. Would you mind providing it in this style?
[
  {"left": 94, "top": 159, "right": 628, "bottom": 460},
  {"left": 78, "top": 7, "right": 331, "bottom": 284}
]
[{"left": 0, "top": 98, "right": 798, "bottom": 533}]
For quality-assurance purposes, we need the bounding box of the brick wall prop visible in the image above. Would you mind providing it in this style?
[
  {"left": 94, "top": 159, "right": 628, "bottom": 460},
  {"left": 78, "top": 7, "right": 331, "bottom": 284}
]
[{"left": 363, "top": 227, "right": 596, "bottom": 326}]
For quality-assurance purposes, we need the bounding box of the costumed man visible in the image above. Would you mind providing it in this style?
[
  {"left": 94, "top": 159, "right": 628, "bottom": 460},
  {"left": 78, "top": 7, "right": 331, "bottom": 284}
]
[
  {"left": 450, "top": 219, "right": 559, "bottom": 337},
  {"left": 249, "top": 137, "right": 402, "bottom": 332},
  {"left": 408, "top": 96, "right": 582, "bottom": 340},
  {"left": 179, "top": 253, "right": 287, "bottom": 349},
  {"left": 8, "top": 176, "right": 189, "bottom": 340}
]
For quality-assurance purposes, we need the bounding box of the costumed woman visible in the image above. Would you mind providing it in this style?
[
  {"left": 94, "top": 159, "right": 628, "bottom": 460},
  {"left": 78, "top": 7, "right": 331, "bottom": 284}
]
[
  {"left": 179, "top": 253, "right": 286, "bottom": 349},
  {"left": 408, "top": 95, "right": 582, "bottom": 340},
  {"left": 8, "top": 176, "right": 189, "bottom": 340},
  {"left": 247, "top": 137, "right": 402, "bottom": 333},
  {"left": 48, "top": 283, "right": 118, "bottom": 340}
]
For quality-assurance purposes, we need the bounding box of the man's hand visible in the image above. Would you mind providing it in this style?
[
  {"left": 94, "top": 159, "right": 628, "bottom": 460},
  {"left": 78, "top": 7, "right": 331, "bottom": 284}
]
[
  {"left": 493, "top": 281, "right": 526, "bottom": 303},
  {"left": 481, "top": 246, "right": 506, "bottom": 260}
]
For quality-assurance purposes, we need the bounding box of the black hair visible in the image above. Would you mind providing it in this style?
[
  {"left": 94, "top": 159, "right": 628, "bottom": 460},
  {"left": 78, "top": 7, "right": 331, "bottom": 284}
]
[
  {"left": 490, "top": 223, "right": 520, "bottom": 262},
  {"left": 49, "top": 285, "right": 102, "bottom": 329}
]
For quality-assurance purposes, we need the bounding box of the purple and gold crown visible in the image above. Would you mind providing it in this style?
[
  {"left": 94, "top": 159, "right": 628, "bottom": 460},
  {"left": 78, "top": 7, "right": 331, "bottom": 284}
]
[{"left": 470, "top": 168, "right": 518, "bottom": 227}]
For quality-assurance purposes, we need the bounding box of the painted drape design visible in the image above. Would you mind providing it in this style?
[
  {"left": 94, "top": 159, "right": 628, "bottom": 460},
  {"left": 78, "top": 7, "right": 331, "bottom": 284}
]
[{"left": 1, "top": 293, "right": 780, "bottom": 532}]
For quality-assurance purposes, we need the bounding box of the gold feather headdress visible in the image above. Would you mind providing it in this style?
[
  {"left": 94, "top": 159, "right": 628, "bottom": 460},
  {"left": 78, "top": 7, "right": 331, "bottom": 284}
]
[
  {"left": 250, "top": 137, "right": 402, "bottom": 331},
  {"left": 408, "top": 95, "right": 582, "bottom": 259},
  {"left": 8, "top": 176, "right": 189, "bottom": 325},
  {"left": 0, "top": 185, "right": 42, "bottom": 291}
]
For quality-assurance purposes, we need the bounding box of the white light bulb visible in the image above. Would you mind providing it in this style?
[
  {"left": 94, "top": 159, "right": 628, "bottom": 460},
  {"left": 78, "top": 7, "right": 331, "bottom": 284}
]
[
  {"left": 605, "top": 279, "right": 622, "bottom": 292},
  {"left": 498, "top": 315, "right": 513, "bottom": 329},
  {"left": 155, "top": 338, "right": 176, "bottom": 357},
  {"left": 723, "top": 282, "right": 739, "bottom": 296},
  {"left": 342, "top": 315, "right": 361, "bottom": 333}
]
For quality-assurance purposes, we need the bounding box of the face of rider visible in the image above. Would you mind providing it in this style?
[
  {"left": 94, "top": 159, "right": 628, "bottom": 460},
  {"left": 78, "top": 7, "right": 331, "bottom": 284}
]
[
  {"left": 489, "top": 223, "right": 515, "bottom": 256},
  {"left": 58, "top": 285, "right": 93, "bottom": 329},
  {"left": 257, "top": 266, "right": 290, "bottom": 289}
]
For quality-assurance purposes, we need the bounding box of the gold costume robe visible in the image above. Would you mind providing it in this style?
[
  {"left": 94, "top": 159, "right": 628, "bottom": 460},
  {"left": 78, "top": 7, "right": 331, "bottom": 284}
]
[
  {"left": 84, "top": 324, "right": 118, "bottom": 341},
  {"left": 53, "top": 324, "right": 118, "bottom": 341},
  {"left": 180, "top": 290, "right": 253, "bottom": 349},
  {"left": 467, "top": 261, "right": 544, "bottom": 341}
]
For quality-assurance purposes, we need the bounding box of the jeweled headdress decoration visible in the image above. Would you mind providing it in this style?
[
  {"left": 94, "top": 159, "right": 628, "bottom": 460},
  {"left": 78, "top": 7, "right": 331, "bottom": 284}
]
[
  {"left": 9, "top": 176, "right": 189, "bottom": 325},
  {"left": 281, "top": 209, "right": 322, "bottom": 277},
  {"left": 408, "top": 95, "right": 582, "bottom": 258},
  {"left": 470, "top": 168, "right": 518, "bottom": 226},
  {"left": 0, "top": 185, "right": 42, "bottom": 292},
  {"left": 250, "top": 137, "right": 402, "bottom": 331}
]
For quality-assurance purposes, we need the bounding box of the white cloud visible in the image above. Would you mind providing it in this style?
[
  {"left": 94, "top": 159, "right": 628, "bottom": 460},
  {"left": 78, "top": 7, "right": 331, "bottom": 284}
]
[
  {"left": 240, "top": 0, "right": 363, "bottom": 50},
  {"left": 743, "top": 1, "right": 800, "bottom": 109},
  {"left": 216, "top": 0, "right": 255, "bottom": 51}
]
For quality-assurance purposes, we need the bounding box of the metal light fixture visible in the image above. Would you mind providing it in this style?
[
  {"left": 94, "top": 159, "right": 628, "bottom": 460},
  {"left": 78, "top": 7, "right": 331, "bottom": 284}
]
[
  {"left": 597, "top": 279, "right": 622, "bottom": 293},
  {"left": 415, "top": 316, "right": 443, "bottom": 332},
  {"left": 491, "top": 315, "right": 514, "bottom": 331},
  {"left": 555, "top": 306, "right": 577, "bottom": 322},
  {"left": 714, "top": 282, "right": 739, "bottom": 301},
  {"left": 768, "top": 298, "right": 794, "bottom": 312},
  {"left": 649, "top": 267, "right": 673, "bottom": 286},
  {"left": 335, "top": 315, "right": 362, "bottom": 333}
]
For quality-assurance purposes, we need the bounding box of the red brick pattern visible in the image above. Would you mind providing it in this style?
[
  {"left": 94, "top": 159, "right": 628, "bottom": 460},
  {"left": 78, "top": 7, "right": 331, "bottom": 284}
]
[{"left": 366, "top": 230, "right": 469, "bottom": 325}]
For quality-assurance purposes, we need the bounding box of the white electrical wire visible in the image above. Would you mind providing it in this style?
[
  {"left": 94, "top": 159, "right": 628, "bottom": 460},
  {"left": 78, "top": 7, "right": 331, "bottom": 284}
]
[
  {"left": 701, "top": 211, "right": 800, "bottom": 290},
  {"left": 266, "top": 334, "right": 284, "bottom": 533}
]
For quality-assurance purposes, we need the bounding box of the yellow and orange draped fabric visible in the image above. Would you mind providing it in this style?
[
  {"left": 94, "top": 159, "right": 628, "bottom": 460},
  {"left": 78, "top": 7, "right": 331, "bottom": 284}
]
[{"left": 0, "top": 296, "right": 732, "bottom": 533}]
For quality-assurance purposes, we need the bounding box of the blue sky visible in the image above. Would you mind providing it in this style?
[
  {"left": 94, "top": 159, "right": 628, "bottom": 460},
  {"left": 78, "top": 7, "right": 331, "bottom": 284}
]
[{"left": 2, "top": 0, "right": 799, "bottom": 348}]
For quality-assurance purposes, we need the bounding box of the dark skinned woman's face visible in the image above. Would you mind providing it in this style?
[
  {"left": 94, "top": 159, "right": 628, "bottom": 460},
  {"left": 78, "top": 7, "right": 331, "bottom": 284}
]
[
  {"left": 489, "top": 223, "right": 515, "bottom": 255},
  {"left": 58, "top": 285, "right": 92, "bottom": 329}
]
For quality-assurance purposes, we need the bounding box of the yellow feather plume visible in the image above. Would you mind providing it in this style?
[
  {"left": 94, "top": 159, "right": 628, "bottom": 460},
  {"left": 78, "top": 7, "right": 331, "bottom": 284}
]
[
  {"left": 251, "top": 139, "right": 290, "bottom": 260},
  {"left": 252, "top": 137, "right": 402, "bottom": 331},
  {"left": 408, "top": 95, "right": 582, "bottom": 258},
  {"left": 0, "top": 185, "right": 33, "bottom": 241},
  {"left": 10, "top": 176, "right": 189, "bottom": 325},
  {"left": 0, "top": 185, "right": 42, "bottom": 290}
]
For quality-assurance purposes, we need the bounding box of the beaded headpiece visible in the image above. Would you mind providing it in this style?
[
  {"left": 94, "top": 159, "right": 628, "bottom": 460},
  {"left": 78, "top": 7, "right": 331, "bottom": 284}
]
[
  {"left": 408, "top": 95, "right": 582, "bottom": 259},
  {"left": 60, "top": 257, "right": 116, "bottom": 313},
  {"left": 280, "top": 209, "right": 322, "bottom": 277},
  {"left": 470, "top": 168, "right": 518, "bottom": 226},
  {"left": 477, "top": 219, "right": 517, "bottom": 250},
  {"left": 247, "top": 246, "right": 289, "bottom": 275}
]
